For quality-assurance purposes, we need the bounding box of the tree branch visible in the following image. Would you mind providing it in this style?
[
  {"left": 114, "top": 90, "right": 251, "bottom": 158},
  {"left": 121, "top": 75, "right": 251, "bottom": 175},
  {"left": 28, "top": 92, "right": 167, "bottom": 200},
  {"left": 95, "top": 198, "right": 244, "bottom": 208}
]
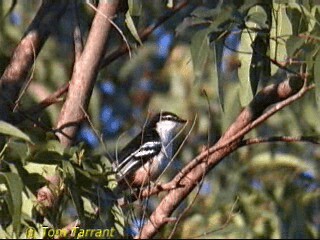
[
  {"left": 239, "top": 135, "right": 320, "bottom": 146},
  {"left": 0, "top": 0, "right": 68, "bottom": 121},
  {"left": 99, "top": 0, "right": 191, "bottom": 69},
  {"left": 137, "top": 75, "right": 310, "bottom": 238},
  {"left": 11, "top": 83, "right": 69, "bottom": 124},
  {"left": 55, "top": 1, "right": 119, "bottom": 146}
]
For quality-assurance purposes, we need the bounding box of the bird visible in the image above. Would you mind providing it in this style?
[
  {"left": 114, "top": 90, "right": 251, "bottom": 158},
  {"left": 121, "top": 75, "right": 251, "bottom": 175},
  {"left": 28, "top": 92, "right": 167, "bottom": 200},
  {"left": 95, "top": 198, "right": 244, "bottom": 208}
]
[{"left": 113, "top": 111, "right": 187, "bottom": 190}]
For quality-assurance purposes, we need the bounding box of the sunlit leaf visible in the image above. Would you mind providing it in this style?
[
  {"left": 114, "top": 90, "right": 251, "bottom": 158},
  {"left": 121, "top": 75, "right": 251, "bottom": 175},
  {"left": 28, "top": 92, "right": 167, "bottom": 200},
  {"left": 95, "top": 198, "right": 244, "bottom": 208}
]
[
  {"left": 286, "top": 35, "right": 305, "bottom": 57},
  {"left": 62, "top": 160, "right": 76, "bottom": 180},
  {"left": 112, "top": 203, "right": 125, "bottom": 237},
  {"left": 125, "top": 11, "right": 142, "bottom": 45},
  {"left": 0, "top": 172, "right": 23, "bottom": 236},
  {"left": 128, "top": 0, "right": 142, "bottom": 16},
  {"left": 0, "top": 121, "right": 32, "bottom": 143},
  {"left": 249, "top": 152, "right": 310, "bottom": 173},
  {"left": 238, "top": 29, "right": 254, "bottom": 106},
  {"left": 190, "top": 29, "right": 211, "bottom": 82},
  {"left": 314, "top": 49, "right": 320, "bottom": 108},
  {"left": 191, "top": 6, "right": 220, "bottom": 19},
  {"left": 286, "top": 3, "right": 309, "bottom": 35},
  {"left": 246, "top": 5, "right": 268, "bottom": 30},
  {"left": 270, "top": 3, "right": 292, "bottom": 75}
]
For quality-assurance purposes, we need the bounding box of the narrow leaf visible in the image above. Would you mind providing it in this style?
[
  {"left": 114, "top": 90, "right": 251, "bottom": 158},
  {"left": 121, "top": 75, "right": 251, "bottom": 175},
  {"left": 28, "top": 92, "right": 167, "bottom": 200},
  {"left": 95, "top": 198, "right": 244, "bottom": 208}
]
[
  {"left": 0, "top": 172, "right": 23, "bottom": 236},
  {"left": 125, "top": 11, "right": 142, "bottom": 45},
  {"left": 314, "top": 49, "right": 320, "bottom": 109},
  {"left": 0, "top": 121, "right": 32, "bottom": 143},
  {"left": 238, "top": 29, "right": 254, "bottom": 106},
  {"left": 190, "top": 29, "right": 210, "bottom": 82},
  {"left": 128, "top": 0, "right": 142, "bottom": 16}
]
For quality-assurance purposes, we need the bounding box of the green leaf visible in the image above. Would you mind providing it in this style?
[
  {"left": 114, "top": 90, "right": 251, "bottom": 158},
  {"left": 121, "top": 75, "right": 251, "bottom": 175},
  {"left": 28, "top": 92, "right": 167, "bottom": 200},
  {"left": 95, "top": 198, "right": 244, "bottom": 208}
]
[
  {"left": 27, "top": 151, "right": 64, "bottom": 164},
  {"left": 190, "top": 29, "right": 211, "bottom": 82},
  {"left": 128, "top": 0, "right": 142, "bottom": 16},
  {"left": 221, "top": 83, "right": 241, "bottom": 132},
  {"left": 238, "top": 29, "right": 255, "bottom": 106},
  {"left": 0, "top": 172, "right": 23, "bottom": 236},
  {"left": 191, "top": 6, "right": 220, "bottom": 19},
  {"left": 270, "top": 2, "right": 292, "bottom": 75},
  {"left": 246, "top": 5, "right": 268, "bottom": 30},
  {"left": 314, "top": 49, "right": 320, "bottom": 108},
  {"left": 249, "top": 152, "right": 310, "bottom": 173},
  {"left": 125, "top": 11, "right": 142, "bottom": 45},
  {"left": 286, "top": 3, "right": 309, "bottom": 35},
  {"left": 212, "top": 42, "right": 224, "bottom": 111},
  {"left": 62, "top": 160, "right": 76, "bottom": 180},
  {"left": 112, "top": 204, "right": 125, "bottom": 237},
  {"left": 167, "top": 0, "right": 173, "bottom": 8},
  {"left": 286, "top": 35, "right": 305, "bottom": 57},
  {"left": 68, "top": 180, "right": 85, "bottom": 224},
  {"left": 0, "top": 121, "right": 32, "bottom": 143}
]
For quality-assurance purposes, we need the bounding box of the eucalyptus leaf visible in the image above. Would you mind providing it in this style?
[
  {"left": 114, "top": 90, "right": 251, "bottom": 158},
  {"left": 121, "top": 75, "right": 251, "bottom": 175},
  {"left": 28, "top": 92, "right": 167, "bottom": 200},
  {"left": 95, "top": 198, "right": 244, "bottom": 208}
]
[
  {"left": 246, "top": 6, "right": 268, "bottom": 30},
  {"left": 27, "top": 151, "right": 64, "bottom": 165},
  {"left": 0, "top": 172, "right": 23, "bottom": 236},
  {"left": 125, "top": 11, "right": 142, "bottom": 45},
  {"left": 314, "top": 49, "right": 320, "bottom": 109},
  {"left": 128, "top": 0, "right": 142, "bottom": 16},
  {"left": 68, "top": 180, "right": 85, "bottom": 224},
  {"left": 286, "top": 36, "right": 305, "bottom": 57},
  {"left": 0, "top": 121, "right": 32, "bottom": 143},
  {"left": 190, "top": 29, "right": 211, "bottom": 82},
  {"left": 238, "top": 29, "right": 255, "bottom": 106}
]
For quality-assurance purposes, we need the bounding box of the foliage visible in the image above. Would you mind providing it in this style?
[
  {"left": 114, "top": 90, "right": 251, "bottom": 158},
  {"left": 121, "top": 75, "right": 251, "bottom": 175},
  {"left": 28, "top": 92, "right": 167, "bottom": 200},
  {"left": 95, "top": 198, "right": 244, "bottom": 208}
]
[{"left": 0, "top": 0, "right": 319, "bottom": 239}]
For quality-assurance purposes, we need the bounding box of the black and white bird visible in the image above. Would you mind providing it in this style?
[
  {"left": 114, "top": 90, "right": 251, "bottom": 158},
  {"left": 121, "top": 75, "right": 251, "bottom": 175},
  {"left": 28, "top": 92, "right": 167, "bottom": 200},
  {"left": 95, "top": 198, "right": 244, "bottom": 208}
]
[{"left": 113, "top": 111, "right": 187, "bottom": 189}]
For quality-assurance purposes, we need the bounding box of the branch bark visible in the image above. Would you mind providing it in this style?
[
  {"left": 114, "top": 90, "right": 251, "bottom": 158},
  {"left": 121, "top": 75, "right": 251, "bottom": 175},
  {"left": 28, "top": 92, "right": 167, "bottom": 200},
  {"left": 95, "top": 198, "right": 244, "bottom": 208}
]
[
  {"left": 0, "top": 0, "right": 68, "bottom": 121},
  {"left": 55, "top": 1, "right": 119, "bottom": 147},
  {"left": 137, "top": 75, "right": 306, "bottom": 239}
]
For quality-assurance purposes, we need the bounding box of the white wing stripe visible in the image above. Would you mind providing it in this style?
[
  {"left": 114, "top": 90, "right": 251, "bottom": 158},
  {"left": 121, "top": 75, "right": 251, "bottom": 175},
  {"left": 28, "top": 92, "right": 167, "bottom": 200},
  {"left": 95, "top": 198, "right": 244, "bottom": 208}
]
[{"left": 116, "top": 141, "right": 161, "bottom": 172}]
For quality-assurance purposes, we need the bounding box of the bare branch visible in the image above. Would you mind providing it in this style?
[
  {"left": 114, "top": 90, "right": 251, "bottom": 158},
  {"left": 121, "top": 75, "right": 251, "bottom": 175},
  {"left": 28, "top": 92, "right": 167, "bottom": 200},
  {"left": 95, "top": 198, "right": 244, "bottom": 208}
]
[
  {"left": 55, "top": 1, "right": 119, "bottom": 146},
  {"left": 0, "top": 0, "right": 68, "bottom": 121}
]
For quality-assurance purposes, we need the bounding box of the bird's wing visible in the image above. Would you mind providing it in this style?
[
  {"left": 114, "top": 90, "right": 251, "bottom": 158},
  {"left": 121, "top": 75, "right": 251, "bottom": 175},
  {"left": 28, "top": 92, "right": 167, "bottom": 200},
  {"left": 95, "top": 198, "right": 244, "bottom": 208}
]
[{"left": 115, "top": 129, "right": 162, "bottom": 177}]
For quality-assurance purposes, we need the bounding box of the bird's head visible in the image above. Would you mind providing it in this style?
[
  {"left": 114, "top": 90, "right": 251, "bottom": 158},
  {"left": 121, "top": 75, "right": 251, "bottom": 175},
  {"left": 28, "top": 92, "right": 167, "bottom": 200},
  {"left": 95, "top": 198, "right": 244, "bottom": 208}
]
[{"left": 147, "top": 111, "right": 187, "bottom": 138}]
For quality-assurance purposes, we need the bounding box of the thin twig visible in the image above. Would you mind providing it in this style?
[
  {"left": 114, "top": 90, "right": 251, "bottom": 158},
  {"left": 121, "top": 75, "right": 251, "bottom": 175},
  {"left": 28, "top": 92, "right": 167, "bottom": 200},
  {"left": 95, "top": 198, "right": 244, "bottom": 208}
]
[
  {"left": 87, "top": 1, "right": 132, "bottom": 60},
  {"left": 13, "top": 39, "right": 36, "bottom": 111},
  {"left": 168, "top": 162, "right": 207, "bottom": 239},
  {"left": 240, "top": 135, "right": 320, "bottom": 147},
  {"left": 99, "top": 0, "right": 191, "bottom": 69},
  {"left": 12, "top": 83, "right": 69, "bottom": 124},
  {"left": 190, "top": 197, "right": 239, "bottom": 239}
]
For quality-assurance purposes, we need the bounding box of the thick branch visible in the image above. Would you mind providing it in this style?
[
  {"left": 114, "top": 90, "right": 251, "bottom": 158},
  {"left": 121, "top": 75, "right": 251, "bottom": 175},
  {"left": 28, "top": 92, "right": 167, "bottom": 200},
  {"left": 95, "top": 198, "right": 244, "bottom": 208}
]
[
  {"left": 55, "top": 1, "right": 119, "bottom": 146},
  {"left": 0, "top": 0, "right": 68, "bottom": 121},
  {"left": 137, "top": 76, "right": 306, "bottom": 238}
]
